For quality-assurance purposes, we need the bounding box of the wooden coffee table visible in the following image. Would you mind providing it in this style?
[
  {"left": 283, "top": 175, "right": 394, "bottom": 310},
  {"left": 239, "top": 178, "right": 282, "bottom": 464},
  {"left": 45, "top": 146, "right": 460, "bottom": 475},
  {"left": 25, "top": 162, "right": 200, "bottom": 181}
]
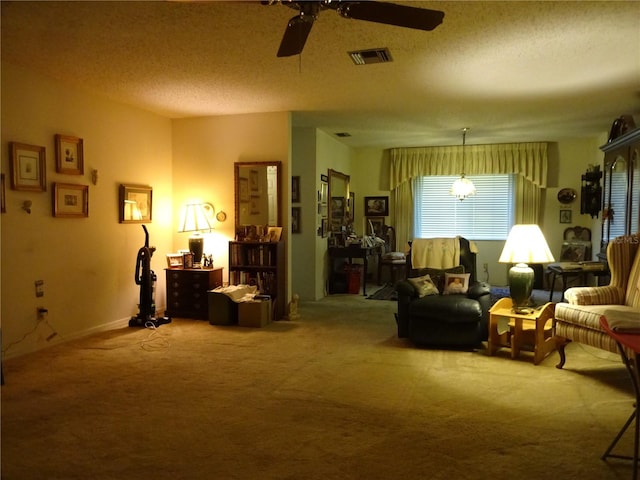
[{"left": 488, "top": 297, "right": 556, "bottom": 365}]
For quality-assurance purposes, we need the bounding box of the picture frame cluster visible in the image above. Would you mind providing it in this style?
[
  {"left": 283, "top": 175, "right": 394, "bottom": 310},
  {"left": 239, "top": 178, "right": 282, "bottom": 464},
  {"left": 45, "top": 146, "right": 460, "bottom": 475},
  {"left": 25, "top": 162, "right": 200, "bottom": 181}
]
[{"left": 7, "top": 135, "right": 90, "bottom": 218}]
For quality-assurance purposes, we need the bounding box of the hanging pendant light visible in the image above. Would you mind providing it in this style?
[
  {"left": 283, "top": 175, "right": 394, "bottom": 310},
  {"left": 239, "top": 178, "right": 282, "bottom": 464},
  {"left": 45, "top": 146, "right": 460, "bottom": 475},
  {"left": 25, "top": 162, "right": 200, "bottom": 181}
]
[{"left": 450, "top": 127, "right": 476, "bottom": 201}]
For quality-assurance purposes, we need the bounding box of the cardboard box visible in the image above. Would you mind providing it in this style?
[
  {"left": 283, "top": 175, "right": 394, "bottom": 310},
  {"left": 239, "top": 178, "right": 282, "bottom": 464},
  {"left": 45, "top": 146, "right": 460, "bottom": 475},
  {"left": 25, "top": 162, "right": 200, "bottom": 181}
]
[
  {"left": 238, "top": 299, "right": 272, "bottom": 328},
  {"left": 208, "top": 291, "right": 238, "bottom": 325}
]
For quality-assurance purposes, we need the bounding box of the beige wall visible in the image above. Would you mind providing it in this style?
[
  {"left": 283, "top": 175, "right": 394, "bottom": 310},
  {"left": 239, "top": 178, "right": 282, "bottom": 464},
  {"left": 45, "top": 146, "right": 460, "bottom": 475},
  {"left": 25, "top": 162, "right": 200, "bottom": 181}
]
[
  {"left": 1, "top": 63, "right": 174, "bottom": 358},
  {"left": 171, "top": 113, "right": 291, "bottom": 290}
]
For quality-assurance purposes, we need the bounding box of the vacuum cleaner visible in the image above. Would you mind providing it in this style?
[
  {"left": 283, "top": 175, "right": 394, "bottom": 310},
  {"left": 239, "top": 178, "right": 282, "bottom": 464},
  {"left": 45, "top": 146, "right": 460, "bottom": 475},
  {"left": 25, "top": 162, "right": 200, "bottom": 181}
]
[{"left": 129, "top": 225, "right": 171, "bottom": 328}]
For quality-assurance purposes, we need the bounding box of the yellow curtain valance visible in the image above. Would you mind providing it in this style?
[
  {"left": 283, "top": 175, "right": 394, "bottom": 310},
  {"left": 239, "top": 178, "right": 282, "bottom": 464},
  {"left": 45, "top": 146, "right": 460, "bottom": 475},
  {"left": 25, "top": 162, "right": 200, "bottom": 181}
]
[{"left": 389, "top": 142, "right": 548, "bottom": 189}]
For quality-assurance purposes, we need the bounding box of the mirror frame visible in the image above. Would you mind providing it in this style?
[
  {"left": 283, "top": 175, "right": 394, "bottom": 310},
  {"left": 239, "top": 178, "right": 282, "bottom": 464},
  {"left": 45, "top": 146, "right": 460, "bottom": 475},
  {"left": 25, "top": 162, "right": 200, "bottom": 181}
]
[
  {"left": 327, "top": 169, "right": 350, "bottom": 233},
  {"left": 234, "top": 161, "right": 282, "bottom": 233}
]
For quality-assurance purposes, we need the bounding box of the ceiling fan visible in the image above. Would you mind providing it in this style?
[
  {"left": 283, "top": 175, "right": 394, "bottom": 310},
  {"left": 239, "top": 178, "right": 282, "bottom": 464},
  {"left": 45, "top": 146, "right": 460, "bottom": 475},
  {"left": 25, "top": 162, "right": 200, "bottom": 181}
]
[{"left": 263, "top": 0, "right": 445, "bottom": 57}]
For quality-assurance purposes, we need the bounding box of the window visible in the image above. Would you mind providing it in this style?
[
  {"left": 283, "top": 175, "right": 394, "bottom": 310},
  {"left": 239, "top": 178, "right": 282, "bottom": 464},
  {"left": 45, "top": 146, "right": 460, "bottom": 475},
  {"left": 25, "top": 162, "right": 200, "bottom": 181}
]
[
  {"left": 413, "top": 174, "right": 515, "bottom": 240},
  {"left": 606, "top": 168, "right": 629, "bottom": 239}
]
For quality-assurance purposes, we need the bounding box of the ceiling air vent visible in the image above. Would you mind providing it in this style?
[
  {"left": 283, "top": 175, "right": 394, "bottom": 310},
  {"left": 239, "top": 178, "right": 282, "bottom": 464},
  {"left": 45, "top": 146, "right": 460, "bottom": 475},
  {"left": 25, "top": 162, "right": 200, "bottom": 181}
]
[
  {"left": 348, "top": 48, "right": 393, "bottom": 65},
  {"left": 335, "top": 132, "right": 351, "bottom": 138}
]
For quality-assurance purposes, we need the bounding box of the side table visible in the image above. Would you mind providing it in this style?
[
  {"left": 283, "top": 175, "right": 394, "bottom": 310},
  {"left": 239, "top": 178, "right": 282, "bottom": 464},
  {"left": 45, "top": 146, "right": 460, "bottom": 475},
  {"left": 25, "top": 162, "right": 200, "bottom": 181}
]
[
  {"left": 547, "top": 261, "right": 609, "bottom": 301},
  {"left": 488, "top": 297, "right": 556, "bottom": 365},
  {"left": 600, "top": 316, "right": 640, "bottom": 480}
]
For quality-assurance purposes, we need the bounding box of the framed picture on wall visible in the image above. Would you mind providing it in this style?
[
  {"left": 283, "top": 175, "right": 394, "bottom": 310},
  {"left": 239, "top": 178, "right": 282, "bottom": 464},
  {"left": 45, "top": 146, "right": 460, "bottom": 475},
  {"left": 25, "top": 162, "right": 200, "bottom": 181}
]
[
  {"left": 292, "top": 206, "right": 301, "bottom": 233},
  {"left": 250, "top": 169, "right": 259, "bottom": 191},
  {"left": 292, "top": 176, "right": 300, "bottom": 203},
  {"left": 52, "top": 183, "right": 89, "bottom": 218},
  {"left": 559, "top": 209, "right": 572, "bottom": 224},
  {"left": 119, "top": 184, "right": 152, "bottom": 223},
  {"left": 9, "top": 142, "right": 47, "bottom": 192},
  {"left": 239, "top": 177, "right": 249, "bottom": 202},
  {"left": 55, "top": 134, "right": 84, "bottom": 175},
  {"left": 367, "top": 216, "right": 385, "bottom": 236},
  {"left": 364, "top": 196, "right": 389, "bottom": 216}
]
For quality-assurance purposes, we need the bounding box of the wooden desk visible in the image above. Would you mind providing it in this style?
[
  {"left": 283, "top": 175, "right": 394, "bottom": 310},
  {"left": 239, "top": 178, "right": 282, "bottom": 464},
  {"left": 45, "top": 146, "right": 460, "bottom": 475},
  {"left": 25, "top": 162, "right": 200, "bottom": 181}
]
[
  {"left": 328, "top": 245, "right": 381, "bottom": 296},
  {"left": 600, "top": 316, "right": 640, "bottom": 480},
  {"left": 488, "top": 297, "right": 556, "bottom": 365}
]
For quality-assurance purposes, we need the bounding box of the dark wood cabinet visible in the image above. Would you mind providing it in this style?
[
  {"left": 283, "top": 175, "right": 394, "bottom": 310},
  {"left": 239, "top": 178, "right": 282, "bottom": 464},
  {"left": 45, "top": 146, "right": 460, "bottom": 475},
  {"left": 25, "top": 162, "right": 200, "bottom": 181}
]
[
  {"left": 600, "top": 128, "right": 640, "bottom": 251},
  {"left": 228, "top": 241, "right": 285, "bottom": 320},
  {"left": 165, "top": 267, "right": 223, "bottom": 319}
]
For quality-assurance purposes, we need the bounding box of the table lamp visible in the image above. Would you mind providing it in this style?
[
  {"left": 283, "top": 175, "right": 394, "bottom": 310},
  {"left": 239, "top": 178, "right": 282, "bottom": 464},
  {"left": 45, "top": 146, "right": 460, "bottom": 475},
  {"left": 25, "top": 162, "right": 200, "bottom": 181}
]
[
  {"left": 178, "top": 203, "right": 213, "bottom": 267},
  {"left": 499, "top": 224, "right": 555, "bottom": 313}
]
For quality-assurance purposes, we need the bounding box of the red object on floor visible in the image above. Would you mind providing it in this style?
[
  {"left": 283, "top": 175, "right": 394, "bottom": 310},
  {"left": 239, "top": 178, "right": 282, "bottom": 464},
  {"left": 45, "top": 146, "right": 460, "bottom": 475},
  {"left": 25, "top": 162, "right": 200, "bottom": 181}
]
[{"left": 346, "top": 264, "right": 362, "bottom": 294}]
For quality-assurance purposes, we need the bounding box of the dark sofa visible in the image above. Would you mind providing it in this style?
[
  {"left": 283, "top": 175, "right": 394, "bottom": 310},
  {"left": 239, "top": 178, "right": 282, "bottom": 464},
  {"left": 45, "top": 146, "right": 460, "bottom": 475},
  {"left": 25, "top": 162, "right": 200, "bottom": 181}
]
[{"left": 395, "top": 237, "right": 491, "bottom": 348}]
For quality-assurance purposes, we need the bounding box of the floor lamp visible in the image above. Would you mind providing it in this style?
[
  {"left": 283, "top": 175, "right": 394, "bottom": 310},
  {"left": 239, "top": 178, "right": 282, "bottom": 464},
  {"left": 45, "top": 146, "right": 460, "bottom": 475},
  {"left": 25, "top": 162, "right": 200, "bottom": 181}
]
[{"left": 499, "top": 224, "right": 555, "bottom": 313}]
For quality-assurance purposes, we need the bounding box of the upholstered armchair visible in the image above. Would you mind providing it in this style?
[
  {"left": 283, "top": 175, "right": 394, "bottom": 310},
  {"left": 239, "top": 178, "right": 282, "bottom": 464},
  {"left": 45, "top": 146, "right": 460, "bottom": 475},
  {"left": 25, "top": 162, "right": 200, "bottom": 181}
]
[
  {"left": 395, "top": 237, "right": 491, "bottom": 348},
  {"left": 554, "top": 234, "right": 640, "bottom": 368}
]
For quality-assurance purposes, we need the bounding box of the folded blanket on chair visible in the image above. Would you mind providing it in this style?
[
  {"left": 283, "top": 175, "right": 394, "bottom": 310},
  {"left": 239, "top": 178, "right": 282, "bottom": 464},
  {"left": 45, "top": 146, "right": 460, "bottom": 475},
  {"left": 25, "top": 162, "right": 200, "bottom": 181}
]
[{"left": 411, "top": 237, "right": 460, "bottom": 269}]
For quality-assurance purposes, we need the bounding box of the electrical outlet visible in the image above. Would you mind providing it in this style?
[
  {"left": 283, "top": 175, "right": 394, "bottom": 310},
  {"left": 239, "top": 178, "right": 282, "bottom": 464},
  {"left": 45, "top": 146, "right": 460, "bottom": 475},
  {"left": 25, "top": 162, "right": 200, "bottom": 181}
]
[{"left": 35, "top": 280, "right": 44, "bottom": 297}]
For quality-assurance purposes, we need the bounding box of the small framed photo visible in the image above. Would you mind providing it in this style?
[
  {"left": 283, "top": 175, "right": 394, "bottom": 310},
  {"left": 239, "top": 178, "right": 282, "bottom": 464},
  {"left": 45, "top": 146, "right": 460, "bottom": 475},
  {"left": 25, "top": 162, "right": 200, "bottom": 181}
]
[
  {"left": 52, "top": 183, "right": 89, "bottom": 218},
  {"left": 166, "top": 253, "right": 183, "bottom": 268},
  {"left": 9, "top": 142, "right": 47, "bottom": 192},
  {"left": 267, "top": 226, "right": 283, "bottom": 242},
  {"left": 364, "top": 196, "right": 389, "bottom": 216},
  {"left": 292, "top": 176, "right": 301, "bottom": 203},
  {"left": 292, "top": 206, "right": 301, "bottom": 234},
  {"left": 55, "top": 134, "right": 84, "bottom": 175},
  {"left": 119, "top": 184, "right": 152, "bottom": 223},
  {"left": 183, "top": 252, "right": 194, "bottom": 269},
  {"left": 559, "top": 209, "right": 572, "bottom": 224},
  {"left": 321, "top": 217, "right": 329, "bottom": 238},
  {"left": 319, "top": 183, "right": 328, "bottom": 204}
]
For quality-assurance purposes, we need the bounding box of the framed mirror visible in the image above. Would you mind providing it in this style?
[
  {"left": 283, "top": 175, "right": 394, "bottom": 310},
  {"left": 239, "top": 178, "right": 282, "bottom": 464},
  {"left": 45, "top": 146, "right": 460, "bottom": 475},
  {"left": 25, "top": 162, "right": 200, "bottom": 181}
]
[
  {"left": 328, "top": 169, "right": 350, "bottom": 233},
  {"left": 235, "top": 161, "right": 281, "bottom": 236}
]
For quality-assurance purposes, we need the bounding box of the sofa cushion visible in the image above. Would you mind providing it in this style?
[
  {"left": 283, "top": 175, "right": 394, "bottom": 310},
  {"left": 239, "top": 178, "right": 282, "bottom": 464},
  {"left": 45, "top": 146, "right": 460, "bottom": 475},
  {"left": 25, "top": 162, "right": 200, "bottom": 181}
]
[
  {"left": 407, "top": 274, "right": 439, "bottom": 297},
  {"left": 411, "top": 265, "right": 464, "bottom": 293},
  {"left": 556, "top": 302, "right": 639, "bottom": 331},
  {"left": 625, "top": 243, "right": 640, "bottom": 308},
  {"left": 443, "top": 272, "right": 470, "bottom": 295}
]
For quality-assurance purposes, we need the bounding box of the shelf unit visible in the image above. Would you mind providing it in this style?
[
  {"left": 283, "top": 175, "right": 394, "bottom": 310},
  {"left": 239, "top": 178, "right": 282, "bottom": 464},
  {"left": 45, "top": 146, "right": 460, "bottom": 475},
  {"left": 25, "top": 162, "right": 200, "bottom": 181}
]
[
  {"left": 228, "top": 241, "right": 285, "bottom": 320},
  {"left": 600, "top": 127, "right": 640, "bottom": 252}
]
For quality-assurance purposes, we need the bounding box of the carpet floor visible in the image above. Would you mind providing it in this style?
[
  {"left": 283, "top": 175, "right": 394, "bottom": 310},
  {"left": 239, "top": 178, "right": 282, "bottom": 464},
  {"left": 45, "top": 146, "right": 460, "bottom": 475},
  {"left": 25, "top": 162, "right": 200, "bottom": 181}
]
[{"left": 1, "top": 292, "right": 636, "bottom": 479}]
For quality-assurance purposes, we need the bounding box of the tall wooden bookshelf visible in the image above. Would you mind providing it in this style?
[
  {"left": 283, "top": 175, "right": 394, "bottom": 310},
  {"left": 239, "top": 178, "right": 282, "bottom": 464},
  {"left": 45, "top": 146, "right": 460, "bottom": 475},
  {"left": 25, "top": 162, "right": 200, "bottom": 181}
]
[{"left": 228, "top": 241, "right": 285, "bottom": 320}]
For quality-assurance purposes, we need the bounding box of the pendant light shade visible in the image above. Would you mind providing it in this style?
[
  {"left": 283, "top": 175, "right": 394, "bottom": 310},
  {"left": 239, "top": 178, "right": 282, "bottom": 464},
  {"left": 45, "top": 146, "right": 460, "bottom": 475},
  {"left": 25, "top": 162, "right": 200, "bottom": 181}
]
[{"left": 450, "top": 128, "right": 476, "bottom": 200}]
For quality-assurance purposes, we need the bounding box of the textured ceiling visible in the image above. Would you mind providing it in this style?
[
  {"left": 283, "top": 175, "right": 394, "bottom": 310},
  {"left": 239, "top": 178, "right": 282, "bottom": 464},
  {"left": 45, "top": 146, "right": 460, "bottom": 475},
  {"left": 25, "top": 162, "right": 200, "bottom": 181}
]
[{"left": 2, "top": 1, "right": 639, "bottom": 148}]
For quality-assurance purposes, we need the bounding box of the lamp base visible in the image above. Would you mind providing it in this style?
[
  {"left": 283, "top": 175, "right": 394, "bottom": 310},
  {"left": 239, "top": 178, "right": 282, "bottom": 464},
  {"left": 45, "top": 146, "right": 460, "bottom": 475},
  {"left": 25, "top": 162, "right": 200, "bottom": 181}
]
[
  {"left": 508, "top": 262, "right": 534, "bottom": 312},
  {"left": 188, "top": 235, "right": 204, "bottom": 267}
]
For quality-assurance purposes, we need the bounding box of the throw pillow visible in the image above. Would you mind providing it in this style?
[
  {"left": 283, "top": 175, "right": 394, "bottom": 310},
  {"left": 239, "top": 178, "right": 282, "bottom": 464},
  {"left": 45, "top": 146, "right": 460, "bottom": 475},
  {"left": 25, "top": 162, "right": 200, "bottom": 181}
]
[
  {"left": 407, "top": 274, "right": 440, "bottom": 298},
  {"left": 443, "top": 272, "right": 471, "bottom": 295},
  {"left": 411, "top": 266, "right": 465, "bottom": 293}
]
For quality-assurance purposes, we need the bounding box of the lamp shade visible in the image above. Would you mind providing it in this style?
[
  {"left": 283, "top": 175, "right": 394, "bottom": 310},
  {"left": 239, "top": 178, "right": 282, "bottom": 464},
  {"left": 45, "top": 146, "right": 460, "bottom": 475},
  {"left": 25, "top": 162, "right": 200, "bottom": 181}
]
[
  {"left": 498, "top": 224, "right": 555, "bottom": 264},
  {"left": 178, "top": 203, "right": 213, "bottom": 266},
  {"left": 178, "top": 203, "right": 213, "bottom": 234}
]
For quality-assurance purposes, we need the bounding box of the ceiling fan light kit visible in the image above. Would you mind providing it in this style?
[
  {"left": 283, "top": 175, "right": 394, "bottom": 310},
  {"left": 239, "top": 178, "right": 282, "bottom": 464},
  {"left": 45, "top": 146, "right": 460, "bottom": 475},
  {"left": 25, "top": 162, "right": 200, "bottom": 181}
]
[{"left": 267, "top": 0, "right": 445, "bottom": 57}]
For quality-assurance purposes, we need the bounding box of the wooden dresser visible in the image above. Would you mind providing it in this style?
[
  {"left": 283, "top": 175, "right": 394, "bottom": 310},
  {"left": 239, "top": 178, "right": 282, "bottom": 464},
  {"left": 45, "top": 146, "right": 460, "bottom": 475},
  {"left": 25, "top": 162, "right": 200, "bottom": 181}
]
[{"left": 165, "top": 267, "right": 223, "bottom": 320}]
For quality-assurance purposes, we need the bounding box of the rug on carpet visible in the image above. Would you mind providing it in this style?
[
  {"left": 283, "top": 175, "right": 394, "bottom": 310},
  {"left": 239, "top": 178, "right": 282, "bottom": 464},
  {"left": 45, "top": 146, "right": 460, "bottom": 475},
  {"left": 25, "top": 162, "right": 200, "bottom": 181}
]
[{"left": 367, "top": 284, "right": 397, "bottom": 301}]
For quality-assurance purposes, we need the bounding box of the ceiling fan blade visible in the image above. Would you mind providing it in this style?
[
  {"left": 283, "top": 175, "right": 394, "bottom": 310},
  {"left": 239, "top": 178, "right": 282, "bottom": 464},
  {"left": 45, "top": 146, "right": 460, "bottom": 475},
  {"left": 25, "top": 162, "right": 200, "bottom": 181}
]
[
  {"left": 277, "top": 14, "right": 315, "bottom": 57},
  {"left": 338, "top": 1, "right": 444, "bottom": 31}
]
